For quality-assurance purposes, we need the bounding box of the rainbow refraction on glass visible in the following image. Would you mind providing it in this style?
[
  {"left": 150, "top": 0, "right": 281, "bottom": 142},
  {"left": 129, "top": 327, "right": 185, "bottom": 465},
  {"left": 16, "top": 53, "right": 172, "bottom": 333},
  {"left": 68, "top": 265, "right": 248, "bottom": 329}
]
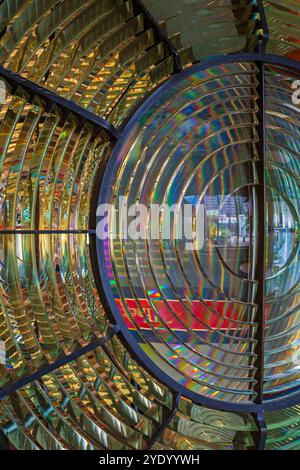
[
  {"left": 98, "top": 60, "right": 300, "bottom": 404},
  {"left": 0, "top": 0, "right": 299, "bottom": 451}
]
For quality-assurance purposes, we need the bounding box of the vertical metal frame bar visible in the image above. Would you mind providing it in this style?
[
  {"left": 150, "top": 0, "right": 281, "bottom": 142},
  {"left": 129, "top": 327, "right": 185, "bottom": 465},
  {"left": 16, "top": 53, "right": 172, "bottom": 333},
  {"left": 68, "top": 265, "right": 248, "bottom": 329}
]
[
  {"left": 256, "top": 0, "right": 269, "bottom": 53},
  {"left": 253, "top": 60, "right": 266, "bottom": 406},
  {"left": 131, "top": 0, "right": 183, "bottom": 73},
  {"left": 253, "top": 410, "right": 267, "bottom": 450},
  {"left": 146, "top": 393, "right": 181, "bottom": 449},
  {"left": 0, "top": 428, "right": 9, "bottom": 450},
  {"left": 253, "top": 0, "right": 270, "bottom": 442}
]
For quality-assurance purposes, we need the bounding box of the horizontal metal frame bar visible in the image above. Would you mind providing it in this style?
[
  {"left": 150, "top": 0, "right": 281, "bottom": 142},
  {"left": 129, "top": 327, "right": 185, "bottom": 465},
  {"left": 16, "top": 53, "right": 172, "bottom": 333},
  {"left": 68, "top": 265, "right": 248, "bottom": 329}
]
[{"left": 0, "top": 65, "right": 121, "bottom": 141}]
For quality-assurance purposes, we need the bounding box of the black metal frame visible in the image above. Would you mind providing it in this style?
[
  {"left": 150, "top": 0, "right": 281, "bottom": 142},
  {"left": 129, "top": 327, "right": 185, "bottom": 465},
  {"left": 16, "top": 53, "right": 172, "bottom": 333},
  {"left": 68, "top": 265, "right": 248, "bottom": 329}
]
[
  {"left": 130, "top": 0, "right": 183, "bottom": 73},
  {"left": 253, "top": 60, "right": 266, "bottom": 405},
  {"left": 256, "top": 0, "right": 269, "bottom": 54},
  {"left": 0, "top": 0, "right": 300, "bottom": 451}
]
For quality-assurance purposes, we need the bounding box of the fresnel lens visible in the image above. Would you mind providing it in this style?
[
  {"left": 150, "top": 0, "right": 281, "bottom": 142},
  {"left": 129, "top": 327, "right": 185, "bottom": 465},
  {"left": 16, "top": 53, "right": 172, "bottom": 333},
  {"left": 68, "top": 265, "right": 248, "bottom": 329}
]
[{"left": 0, "top": 0, "right": 300, "bottom": 451}]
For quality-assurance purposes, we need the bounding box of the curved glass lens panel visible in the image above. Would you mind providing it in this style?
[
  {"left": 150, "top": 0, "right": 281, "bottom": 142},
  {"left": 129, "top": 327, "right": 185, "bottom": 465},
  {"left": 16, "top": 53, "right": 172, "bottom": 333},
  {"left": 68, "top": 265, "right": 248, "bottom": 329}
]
[
  {"left": 98, "top": 59, "right": 300, "bottom": 406},
  {"left": 265, "top": 404, "right": 300, "bottom": 450},
  {"left": 264, "top": 64, "right": 300, "bottom": 399},
  {"left": 142, "top": 0, "right": 259, "bottom": 60},
  {"left": 0, "top": 0, "right": 174, "bottom": 126},
  {"left": 98, "top": 61, "right": 262, "bottom": 404}
]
